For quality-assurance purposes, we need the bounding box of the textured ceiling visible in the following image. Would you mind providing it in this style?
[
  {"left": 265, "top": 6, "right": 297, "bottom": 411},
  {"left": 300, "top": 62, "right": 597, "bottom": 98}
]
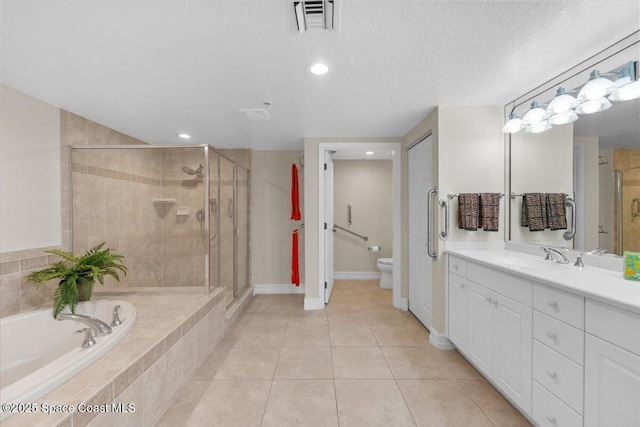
[{"left": 2, "top": 1, "right": 639, "bottom": 149}]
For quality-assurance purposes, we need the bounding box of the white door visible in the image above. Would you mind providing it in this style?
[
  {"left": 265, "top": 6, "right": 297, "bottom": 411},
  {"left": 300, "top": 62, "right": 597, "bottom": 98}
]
[
  {"left": 324, "top": 151, "right": 335, "bottom": 303},
  {"left": 493, "top": 294, "right": 532, "bottom": 414},
  {"left": 408, "top": 136, "right": 433, "bottom": 328},
  {"left": 584, "top": 334, "right": 640, "bottom": 427}
]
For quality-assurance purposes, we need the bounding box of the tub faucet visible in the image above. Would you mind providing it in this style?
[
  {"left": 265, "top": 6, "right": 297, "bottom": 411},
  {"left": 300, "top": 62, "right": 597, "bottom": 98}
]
[
  {"left": 75, "top": 328, "right": 97, "bottom": 348},
  {"left": 541, "top": 247, "right": 570, "bottom": 264},
  {"left": 57, "top": 313, "right": 112, "bottom": 336},
  {"left": 111, "top": 305, "right": 122, "bottom": 327}
]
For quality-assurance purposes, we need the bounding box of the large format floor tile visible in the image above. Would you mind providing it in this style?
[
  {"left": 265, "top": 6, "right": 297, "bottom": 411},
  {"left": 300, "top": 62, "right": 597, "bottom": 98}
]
[{"left": 159, "top": 280, "right": 531, "bottom": 426}]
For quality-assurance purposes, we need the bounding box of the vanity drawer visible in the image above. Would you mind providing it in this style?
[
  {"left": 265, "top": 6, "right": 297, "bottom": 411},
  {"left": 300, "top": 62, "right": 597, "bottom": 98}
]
[
  {"left": 534, "top": 284, "right": 584, "bottom": 329},
  {"left": 533, "top": 381, "right": 583, "bottom": 427},
  {"left": 585, "top": 299, "right": 640, "bottom": 356},
  {"left": 534, "top": 310, "right": 584, "bottom": 365},
  {"left": 533, "top": 340, "right": 584, "bottom": 414},
  {"left": 449, "top": 256, "right": 467, "bottom": 278},
  {"left": 467, "top": 262, "right": 532, "bottom": 307}
]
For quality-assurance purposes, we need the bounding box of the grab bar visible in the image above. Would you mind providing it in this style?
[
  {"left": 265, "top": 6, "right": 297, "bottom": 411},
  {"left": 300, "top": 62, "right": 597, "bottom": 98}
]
[
  {"left": 333, "top": 224, "right": 368, "bottom": 241},
  {"left": 633, "top": 197, "right": 640, "bottom": 218},
  {"left": 563, "top": 197, "right": 576, "bottom": 240},
  {"left": 348, "top": 204, "right": 352, "bottom": 225},
  {"left": 427, "top": 187, "right": 438, "bottom": 259},
  {"left": 227, "top": 198, "right": 233, "bottom": 218},
  {"left": 439, "top": 199, "right": 449, "bottom": 240}
]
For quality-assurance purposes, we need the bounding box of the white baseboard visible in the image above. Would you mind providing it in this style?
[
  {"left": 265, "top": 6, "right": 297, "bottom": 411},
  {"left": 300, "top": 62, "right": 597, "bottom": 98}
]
[
  {"left": 304, "top": 297, "right": 325, "bottom": 310},
  {"left": 428, "top": 327, "right": 456, "bottom": 350},
  {"left": 334, "top": 271, "right": 381, "bottom": 280},
  {"left": 253, "top": 284, "right": 305, "bottom": 295},
  {"left": 399, "top": 298, "right": 408, "bottom": 311}
]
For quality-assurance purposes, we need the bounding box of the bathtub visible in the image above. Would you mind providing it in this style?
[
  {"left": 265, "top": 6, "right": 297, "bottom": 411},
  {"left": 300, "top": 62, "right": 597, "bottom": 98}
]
[{"left": 0, "top": 300, "right": 136, "bottom": 421}]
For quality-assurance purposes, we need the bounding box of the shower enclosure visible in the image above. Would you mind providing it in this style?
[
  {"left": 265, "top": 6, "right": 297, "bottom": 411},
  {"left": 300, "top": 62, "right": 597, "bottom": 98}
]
[{"left": 69, "top": 145, "right": 250, "bottom": 306}]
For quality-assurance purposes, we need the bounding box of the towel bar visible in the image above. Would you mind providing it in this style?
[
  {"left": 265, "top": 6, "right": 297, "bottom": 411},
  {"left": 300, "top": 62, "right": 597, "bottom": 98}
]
[{"left": 447, "top": 193, "right": 504, "bottom": 199}]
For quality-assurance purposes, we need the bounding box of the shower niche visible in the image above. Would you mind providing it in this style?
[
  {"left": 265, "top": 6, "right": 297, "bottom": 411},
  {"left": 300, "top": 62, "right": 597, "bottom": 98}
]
[{"left": 69, "top": 144, "right": 250, "bottom": 306}]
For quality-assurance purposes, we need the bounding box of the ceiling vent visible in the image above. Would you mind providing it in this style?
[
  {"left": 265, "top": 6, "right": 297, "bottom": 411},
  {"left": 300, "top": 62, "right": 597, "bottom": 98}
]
[
  {"left": 293, "top": 1, "right": 339, "bottom": 33},
  {"left": 237, "top": 109, "right": 271, "bottom": 120}
]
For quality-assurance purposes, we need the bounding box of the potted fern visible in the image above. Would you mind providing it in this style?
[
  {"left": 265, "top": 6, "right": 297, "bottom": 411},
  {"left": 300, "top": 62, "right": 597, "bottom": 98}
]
[{"left": 28, "top": 242, "right": 127, "bottom": 318}]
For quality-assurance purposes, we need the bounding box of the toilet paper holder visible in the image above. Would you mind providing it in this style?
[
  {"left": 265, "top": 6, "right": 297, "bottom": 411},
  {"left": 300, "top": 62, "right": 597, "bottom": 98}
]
[{"left": 368, "top": 246, "right": 381, "bottom": 252}]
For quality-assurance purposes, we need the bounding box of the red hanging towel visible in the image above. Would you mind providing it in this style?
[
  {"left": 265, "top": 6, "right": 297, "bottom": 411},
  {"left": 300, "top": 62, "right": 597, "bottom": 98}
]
[
  {"left": 290, "top": 164, "right": 301, "bottom": 220},
  {"left": 291, "top": 230, "right": 300, "bottom": 286}
]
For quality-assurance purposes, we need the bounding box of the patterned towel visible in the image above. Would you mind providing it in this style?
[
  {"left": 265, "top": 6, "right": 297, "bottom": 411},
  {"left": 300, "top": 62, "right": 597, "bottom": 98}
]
[
  {"left": 479, "top": 193, "right": 500, "bottom": 232},
  {"left": 457, "top": 193, "right": 479, "bottom": 231},
  {"left": 546, "top": 193, "right": 567, "bottom": 230},
  {"left": 522, "top": 193, "right": 547, "bottom": 231}
]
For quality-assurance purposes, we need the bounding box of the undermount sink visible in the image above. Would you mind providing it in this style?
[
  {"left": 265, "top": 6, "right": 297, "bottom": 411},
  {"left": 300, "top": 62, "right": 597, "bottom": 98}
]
[{"left": 497, "top": 257, "right": 572, "bottom": 270}]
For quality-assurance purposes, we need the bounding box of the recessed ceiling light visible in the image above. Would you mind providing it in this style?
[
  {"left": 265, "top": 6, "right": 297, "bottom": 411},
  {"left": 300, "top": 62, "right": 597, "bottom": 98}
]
[
  {"left": 177, "top": 133, "right": 191, "bottom": 139},
  {"left": 309, "top": 63, "right": 329, "bottom": 75},
  {"left": 365, "top": 151, "right": 374, "bottom": 155}
]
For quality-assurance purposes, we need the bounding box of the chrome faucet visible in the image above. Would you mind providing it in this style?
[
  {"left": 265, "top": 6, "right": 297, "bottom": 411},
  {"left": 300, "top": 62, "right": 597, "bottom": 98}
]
[
  {"left": 541, "top": 247, "right": 571, "bottom": 264},
  {"left": 75, "top": 328, "right": 97, "bottom": 348},
  {"left": 574, "top": 248, "right": 607, "bottom": 267},
  {"left": 111, "top": 305, "right": 122, "bottom": 327},
  {"left": 57, "top": 313, "right": 112, "bottom": 336}
]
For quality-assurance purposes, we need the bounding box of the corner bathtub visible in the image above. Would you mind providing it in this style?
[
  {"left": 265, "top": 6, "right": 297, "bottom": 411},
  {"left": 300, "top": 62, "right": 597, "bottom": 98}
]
[{"left": 0, "top": 300, "right": 136, "bottom": 421}]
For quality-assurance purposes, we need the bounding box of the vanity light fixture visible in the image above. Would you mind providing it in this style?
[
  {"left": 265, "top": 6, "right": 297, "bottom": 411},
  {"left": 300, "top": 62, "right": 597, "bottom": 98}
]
[
  {"left": 525, "top": 120, "right": 552, "bottom": 134},
  {"left": 577, "top": 70, "right": 617, "bottom": 101},
  {"left": 365, "top": 151, "right": 374, "bottom": 155},
  {"left": 575, "top": 97, "right": 612, "bottom": 114},
  {"left": 609, "top": 61, "right": 640, "bottom": 101},
  {"left": 176, "top": 133, "right": 191, "bottom": 139},
  {"left": 546, "top": 88, "right": 579, "bottom": 115},
  {"left": 502, "top": 112, "right": 524, "bottom": 133},
  {"left": 522, "top": 101, "right": 547, "bottom": 125},
  {"left": 548, "top": 110, "right": 578, "bottom": 125}
]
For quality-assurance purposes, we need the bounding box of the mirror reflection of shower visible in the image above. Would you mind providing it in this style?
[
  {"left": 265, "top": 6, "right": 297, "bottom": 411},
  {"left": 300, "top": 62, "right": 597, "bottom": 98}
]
[{"left": 182, "top": 164, "right": 204, "bottom": 178}]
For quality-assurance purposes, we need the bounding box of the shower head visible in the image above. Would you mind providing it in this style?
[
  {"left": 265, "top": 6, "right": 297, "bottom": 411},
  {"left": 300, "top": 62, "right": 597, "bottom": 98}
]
[{"left": 182, "top": 164, "right": 204, "bottom": 178}]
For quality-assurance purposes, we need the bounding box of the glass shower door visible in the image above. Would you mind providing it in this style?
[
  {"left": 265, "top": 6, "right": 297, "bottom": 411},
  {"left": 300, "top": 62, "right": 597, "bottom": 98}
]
[
  {"left": 236, "top": 167, "right": 250, "bottom": 298},
  {"left": 219, "top": 156, "right": 235, "bottom": 307}
]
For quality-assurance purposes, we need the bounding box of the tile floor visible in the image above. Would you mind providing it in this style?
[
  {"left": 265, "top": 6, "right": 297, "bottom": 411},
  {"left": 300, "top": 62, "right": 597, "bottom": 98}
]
[{"left": 157, "top": 280, "right": 532, "bottom": 426}]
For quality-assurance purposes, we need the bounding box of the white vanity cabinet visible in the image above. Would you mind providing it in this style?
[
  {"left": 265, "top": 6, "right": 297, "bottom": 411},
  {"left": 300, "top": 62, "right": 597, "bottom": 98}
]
[
  {"left": 532, "top": 284, "right": 585, "bottom": 425},
  {"left": 446, "top": 251, "right": 640, "bottom": 426},
  {"left": 584, "top": 300, "right": 640, "bottom": 427},
  {"left": 448, "top": 256, "right": 532, "bottom": 414}
]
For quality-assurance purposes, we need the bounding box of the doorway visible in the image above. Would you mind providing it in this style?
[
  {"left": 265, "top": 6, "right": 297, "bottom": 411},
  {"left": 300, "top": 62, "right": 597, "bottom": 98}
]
[{"left": 317, "top": 142, "right": 402, "bottom": 309}]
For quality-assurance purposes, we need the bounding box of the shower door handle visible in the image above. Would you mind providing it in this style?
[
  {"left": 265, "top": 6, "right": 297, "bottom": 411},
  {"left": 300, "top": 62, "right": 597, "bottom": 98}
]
[
  {"left": 347, "top": 204, "right": 352, "bottom": 226},
  {"left": 633, "top": 197, "right": 640, "bottom": 218},
  {"left": 426, "top": 187, "right": 438, "bottom": 259},
  {"left": 227, "top": 198, "right": 234, "bottom": 218},
  {"left": 563, "top": 198, "right": 576, "bottom": 240}
]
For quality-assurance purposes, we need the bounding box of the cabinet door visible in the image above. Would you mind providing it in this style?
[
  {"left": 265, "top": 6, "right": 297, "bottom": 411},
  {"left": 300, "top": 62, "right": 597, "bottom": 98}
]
[
  {"left": 584, "top": 334, "right": 640, "bottom": 427},
  {"left": 467, "top": 281, "right": 494, "bottom": 377},
  {"left": 448, "top": 273, "right": 467, "bottom": 352},
  {"left": 493, "top": 294, "right": 533, "bottom": 415}
]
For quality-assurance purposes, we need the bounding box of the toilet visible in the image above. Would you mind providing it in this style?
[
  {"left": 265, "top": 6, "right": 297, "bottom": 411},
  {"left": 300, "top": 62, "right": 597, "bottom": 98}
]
[{"left": 376, "top": 258, "right": 393, "bottom": 289}]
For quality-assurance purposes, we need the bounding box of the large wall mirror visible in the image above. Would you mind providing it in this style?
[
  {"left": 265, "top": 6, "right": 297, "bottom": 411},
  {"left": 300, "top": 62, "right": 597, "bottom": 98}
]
[{"left": 506, "top": 32, "right": 639, "bottom": 255}]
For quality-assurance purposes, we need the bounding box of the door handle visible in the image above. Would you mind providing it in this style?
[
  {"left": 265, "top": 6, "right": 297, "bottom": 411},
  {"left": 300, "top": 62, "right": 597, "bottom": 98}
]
[{"left": 439, "top": 199, "right": 449, "bottom": 240}]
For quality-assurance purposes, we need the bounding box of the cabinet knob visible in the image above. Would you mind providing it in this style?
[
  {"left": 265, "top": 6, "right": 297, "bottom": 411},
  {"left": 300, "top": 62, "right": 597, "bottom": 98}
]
[
  {"left": 546, "top": 415, "right": 557, "bottom": 424},
  {"left": 453, "top": 264, "right": 459, "bottom": 270},
  {"left": 547, "top": 370, "right": 558, "bottom": 379},
  {"left": 547, "top": 300, "right": 558, "bottom": 309},
  {"left": 546, "top": 331, "right": 558, "bottom": 340}
]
